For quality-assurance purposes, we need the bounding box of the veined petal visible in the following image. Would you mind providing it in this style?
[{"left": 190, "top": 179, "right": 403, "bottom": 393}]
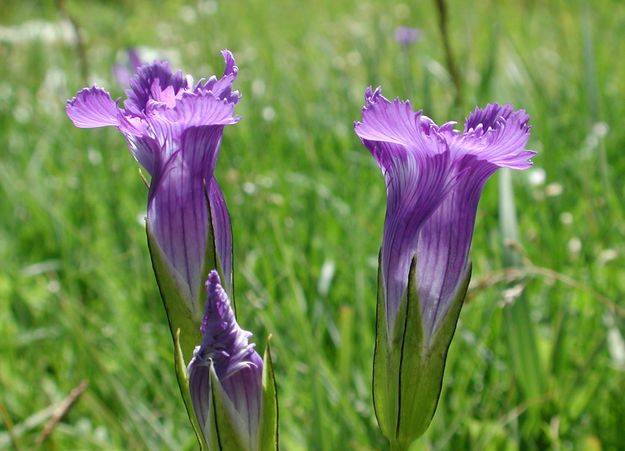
[
  {"left": 380, "top": 148, "right": 456, "bottom": 333},
  {"left": 158, "top": 91, "right": 239, "bottom": 128},
  {"left": 146, "top": 124, "right": 228, "bottom": 316},
  {"left": 188, "top": 271, "right": 263, "bottom": 449},
  {"left": 453, "top": 103, "right": 535, "bottom": 169},
  {"left": 124, "top": 60, "right": 189, "bottom": 114},
  {"left": 417, "top": 156, "right": 496, "bottom": 339},
  {"left": 66, "top": 87, "right": 119, "bottom": 128},
  {"left": 355, "top": 87, "right": 446, "bottom": 156},
  {"left": 208, "top": 179, "right": 233, "bottom": 294},
  {"left": 144, "top": 93, "right": 239, "bottom": 164},
  {"left": 123, "top": 132, "right": 159, "bottom": 177},
  {"left": 355, "top": 87, "right": 456, "bottom": 333},
  {"left": 147, "top": 152, "right": 203, "bottom": 313}
]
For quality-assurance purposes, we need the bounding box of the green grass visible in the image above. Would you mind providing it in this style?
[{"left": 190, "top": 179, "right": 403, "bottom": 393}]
[{"left": 1, "top": 0, "right": 625, "bottom": 449}]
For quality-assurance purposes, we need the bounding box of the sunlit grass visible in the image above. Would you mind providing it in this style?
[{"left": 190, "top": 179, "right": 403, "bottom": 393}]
[{"left": 1, "top": 0, "right": 624, "bottom": 449}]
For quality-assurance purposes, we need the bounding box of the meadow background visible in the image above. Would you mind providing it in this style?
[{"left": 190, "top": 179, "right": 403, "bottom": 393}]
[{"left": 1, "top": 0, "right": 624, "bottom": 449}]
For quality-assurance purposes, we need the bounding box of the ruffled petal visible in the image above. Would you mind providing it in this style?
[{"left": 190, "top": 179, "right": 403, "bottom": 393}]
[
  {"left": 124, "top": 60, "right": 189, "bottom": 114},
  {"left": 157, "top": 91, "right": 239, "bottom": 128},
  {"left": 453, "top": 103, "right": 535, "bottom": 169},
  {"left": 143, "top": 92, "right": 239, "bottom": 162},
  {"left": 355, "top": 87, "right": 446, "bottom": 156},
  {"left": 195, "top": 50, "right": 241, "bottom": 104},
  {"left": 66, "top": 87, "right": 119, "bottom": 128}
]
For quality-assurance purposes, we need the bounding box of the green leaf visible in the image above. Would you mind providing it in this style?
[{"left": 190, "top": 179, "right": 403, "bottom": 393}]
[
  {"left": 498, "top": 169, "right": 545, "bottom": 401},
  {"left": 174, "top": 328, "right": 208, "bottom": 450},
  {"left": 208, "top": 363, "right": 248, "bottom": 451},
  {"left": 257, "top": 337, "right": 279, "bottom": 451}
]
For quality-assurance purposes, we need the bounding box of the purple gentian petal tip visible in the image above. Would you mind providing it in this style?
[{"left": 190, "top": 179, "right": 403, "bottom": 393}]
[
  {"left": 221, "top": 49, "right": 238, "bottom": 77},
  {"left": 66, "top": 86, "right": 119, "bottom": 128}
]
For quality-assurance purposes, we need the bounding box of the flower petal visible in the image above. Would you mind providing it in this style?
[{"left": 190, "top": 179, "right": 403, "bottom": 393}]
[
  {"left": 143, "top": 92, "right": 239, "bottom": 162},
  {"left": 454, "top": 103, "right": 535, "bottom": 169},
  {"left": 66, "top": 87, "right": 119, "bottom": 128},
  {"left": 380, "top": 149, "right": 457, "bottom": 332},
  {"left": 195, "top": 50, "right": 241, "bottom": 104},
  {"left": 158, "top": 91, "right": 239, "bottom": 128},
  {"left": 121, "top": 125, "right": 159, "bottom": 176},
  {"left": 124, "top": 60, "right": 188, "bottom": 114},
  {"left": 208, "top": 179, "right": 233, "bottom": 295},
  {"left": 355, "top": 87, "right": 444, "bottom": 154},
  {"left": 146, "top": 124, "right": 228, "bottom": 315},
  {"left": 417, "top": 156, "right": 496, "bottom": 339},
  {"left": 355, "top": 87, "right": 457, "bottom": 332}
]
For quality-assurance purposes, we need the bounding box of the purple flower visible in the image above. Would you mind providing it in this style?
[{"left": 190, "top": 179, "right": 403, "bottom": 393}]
[
  {"left": 112, "top": 48, "right": 143, "bottom": 87},
  {"left": 188, "top": 270, "right": 263, "bottom": 449},
  {"left": 355, "top": 86, "right": 534, "bottom": 341},
  {"left": 394, "top": 26, "right": 422, "bottom": 47},
  {"left": 67, "top": 51, "right": 239, "bottom": 324}
]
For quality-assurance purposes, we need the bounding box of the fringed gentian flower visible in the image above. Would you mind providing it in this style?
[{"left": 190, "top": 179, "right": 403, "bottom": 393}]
[
  {"left": 354, "top": 87, "right": 534, "bottom": 448},
  {"left": 66, "top": 52, "right": 278, "bottom": 450},
  {"left": 66, "top": 50, "right": 239, "bottom": 361},
  {"left": 188, "top": 270, "right": 267, "bottom": 450}
]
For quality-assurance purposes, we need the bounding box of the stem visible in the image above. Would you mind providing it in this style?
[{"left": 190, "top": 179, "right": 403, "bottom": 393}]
[
  {"left": 433, "top": 0, "right": 463, "bottom": 108},
  {"left": 56, "top": 0, "right": 89, "bottom": 84},
  {"left": 389, "top": 438, "right": 409, "bottom": 451}
]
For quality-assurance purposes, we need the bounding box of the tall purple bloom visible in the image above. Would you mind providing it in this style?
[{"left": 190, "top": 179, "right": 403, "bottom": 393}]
[
  {"left": 188, "top": 270, "right": 263, "bottom": 450},
  {"left": 67, "top": 52, "right": 239, "bottom": 359},
  {"left": 354, "top": 87, "right": 534, "bottom": 445}
]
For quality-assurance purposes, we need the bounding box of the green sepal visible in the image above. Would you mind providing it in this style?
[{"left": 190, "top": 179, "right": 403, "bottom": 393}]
[
  {"left": 208, "top": 362, "right": 248, "bottom": 451},
  {"left": 258, "top": 337, "right": 279, "bottom": 451},
  {"left": 174, "top": 328, "right": 208, "bottom": 450},
  {"left": 373, "top": 254, "right": 471, "bottom": 449}
]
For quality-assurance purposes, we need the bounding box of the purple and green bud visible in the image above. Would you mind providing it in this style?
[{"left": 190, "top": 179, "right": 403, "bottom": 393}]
[
  {"left": 354, "top": 87, "right": 534, "bottom": 447},
  {"left": 187, "top": 271, "right": 277, "bottom": 451}
]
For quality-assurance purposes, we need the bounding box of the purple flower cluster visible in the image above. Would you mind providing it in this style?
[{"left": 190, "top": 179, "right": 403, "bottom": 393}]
[
  {"left": 67, "top": 51, "right": 269, "bottom": 449},
  {"left": 66, "top": 43, "right": 536, "bottom": 448}
]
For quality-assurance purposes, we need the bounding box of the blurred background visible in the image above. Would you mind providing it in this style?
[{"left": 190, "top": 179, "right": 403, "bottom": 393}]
[{"left": 1, "top": 0, "right": 624, "bottom": 449}]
